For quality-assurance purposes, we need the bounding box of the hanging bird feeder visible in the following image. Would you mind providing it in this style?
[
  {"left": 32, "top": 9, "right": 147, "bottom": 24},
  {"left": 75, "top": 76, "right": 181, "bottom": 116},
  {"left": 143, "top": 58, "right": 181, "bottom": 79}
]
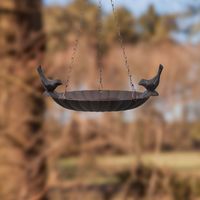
[{"left": 37, "top": 0, "right": 163, "bottom": 112}]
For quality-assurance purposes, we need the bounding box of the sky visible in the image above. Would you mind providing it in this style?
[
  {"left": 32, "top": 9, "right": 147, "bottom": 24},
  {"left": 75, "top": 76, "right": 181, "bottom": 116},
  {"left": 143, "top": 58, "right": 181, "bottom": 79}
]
[{"left": 44, "top": 0, "right": 200, "bottom": 17}]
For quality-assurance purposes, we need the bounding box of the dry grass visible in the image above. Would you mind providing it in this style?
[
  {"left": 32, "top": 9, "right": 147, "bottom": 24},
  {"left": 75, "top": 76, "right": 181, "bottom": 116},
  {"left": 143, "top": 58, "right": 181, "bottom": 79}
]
[{"left": 59, "top": 152, "right": 200, "bottom": 178}]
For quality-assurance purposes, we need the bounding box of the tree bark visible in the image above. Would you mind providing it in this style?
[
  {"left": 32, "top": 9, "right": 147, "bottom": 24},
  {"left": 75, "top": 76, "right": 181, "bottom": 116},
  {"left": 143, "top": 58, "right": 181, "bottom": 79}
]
[{"left": 0, "top": 1, "right": 48, "bottom": 200}]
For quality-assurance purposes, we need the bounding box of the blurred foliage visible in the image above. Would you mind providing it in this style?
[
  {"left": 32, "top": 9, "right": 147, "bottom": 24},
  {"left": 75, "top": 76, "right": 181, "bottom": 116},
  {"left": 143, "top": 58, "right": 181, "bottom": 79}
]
[
  {"left": 170, "top": 176, "right": 192, "bottom": 200},
  {"left": 44, "top": 0, "right": 100, "bottom": 51},
  {"left": 44, "top": 3, "right": 177, "bottom": 51},
  {"left": 139, "top": 5, "right": 159, "bottom": 40},
  {"left": 139, "top": 5, "right": 177, "bottom": 42},
  {"left": 66, "top": 0, "right": 99, "bottom": 36},
  {"left": 190, "top": 122, "right": 200, "bottom": 148},
  {"left": 103, "top": 7, "right": 138, "bottom": 44}
]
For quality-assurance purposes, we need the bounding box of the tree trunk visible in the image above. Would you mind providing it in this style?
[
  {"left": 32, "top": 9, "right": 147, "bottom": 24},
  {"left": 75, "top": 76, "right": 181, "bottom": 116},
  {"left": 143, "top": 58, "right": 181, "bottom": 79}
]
[{"left": 0, "top": 1, "right": 48, "bottom": 200}]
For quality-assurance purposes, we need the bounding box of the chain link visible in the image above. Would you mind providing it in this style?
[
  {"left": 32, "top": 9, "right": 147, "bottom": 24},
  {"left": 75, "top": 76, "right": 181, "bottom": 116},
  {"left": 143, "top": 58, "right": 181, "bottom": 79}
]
[
  {"left": 97, "top": 0, "right": 104, "bottom": 91},
  {"left": 65, "top": 2, "right": 85, "bottom": 94},
  {"left": 110, "top": 0, "right": 135, "bottom": 92},
  {"left": 65, "top": 38, "right": 79, "bottom": 93}
]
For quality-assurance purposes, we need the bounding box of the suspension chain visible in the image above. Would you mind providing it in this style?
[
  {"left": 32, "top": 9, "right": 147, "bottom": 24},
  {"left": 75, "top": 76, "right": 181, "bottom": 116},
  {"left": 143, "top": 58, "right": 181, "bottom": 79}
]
[
  {"left": 65, "top": 2, "right": 85, "bottom": 94},
  {"left": 110, "top": 0, "right": 135, "bottom": 91},
  {"left": 97, "top": 0, "right": 104, "bottom": 91},
  {"left": 64, "top": 38, "right": 79, "bottom": 93}
]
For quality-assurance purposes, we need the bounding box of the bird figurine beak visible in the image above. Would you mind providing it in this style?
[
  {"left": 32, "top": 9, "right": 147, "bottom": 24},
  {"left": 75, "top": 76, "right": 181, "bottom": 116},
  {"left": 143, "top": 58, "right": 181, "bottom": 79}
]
[{"left": 150, "top": 91, "right": 159, "bottom": 96}]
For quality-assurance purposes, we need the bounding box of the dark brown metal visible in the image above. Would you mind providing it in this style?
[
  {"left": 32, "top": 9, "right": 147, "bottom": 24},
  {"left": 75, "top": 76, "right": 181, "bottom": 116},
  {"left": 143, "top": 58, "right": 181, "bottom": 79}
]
[
  {"left": 47, "top": 90, "right": 150, "bottom": 112},
  {"left": 138, "top": 64, "right": 163, "bottom": 92},
  {"left": 37, "top": 65, "right": 163, "bottom": 112}
]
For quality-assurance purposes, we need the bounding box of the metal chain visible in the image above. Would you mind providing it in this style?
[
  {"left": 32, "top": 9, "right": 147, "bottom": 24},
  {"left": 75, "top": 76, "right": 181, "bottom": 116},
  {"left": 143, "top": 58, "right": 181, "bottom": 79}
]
[
  {"left": 64, "top": 38, "right": 79, "bottom": 93},
  {"left": 110, "top": 0, "right": 135, "bottom": 91},
  {"left": 97, "top": 0, "right": 104, "bottom": 91},
  {"left": 65, "top": 2, "right": 85, "bottom": 94}
]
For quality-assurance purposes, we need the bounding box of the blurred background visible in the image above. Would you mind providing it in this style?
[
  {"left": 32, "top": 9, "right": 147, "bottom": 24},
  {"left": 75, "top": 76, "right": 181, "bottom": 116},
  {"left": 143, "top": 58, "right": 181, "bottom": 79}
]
[{"left": 0, "top": 0, "right": 200, "bottom": 200}]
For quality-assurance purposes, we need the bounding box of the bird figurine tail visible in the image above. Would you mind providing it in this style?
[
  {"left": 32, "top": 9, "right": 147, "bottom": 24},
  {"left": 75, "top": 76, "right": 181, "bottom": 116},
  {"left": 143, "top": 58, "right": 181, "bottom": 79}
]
[
  {"left": 150, "top": 91, "right": 159, "bottom": 96},
  {"left": 37, "top": 66, "right": 48, "bottom": 85}
]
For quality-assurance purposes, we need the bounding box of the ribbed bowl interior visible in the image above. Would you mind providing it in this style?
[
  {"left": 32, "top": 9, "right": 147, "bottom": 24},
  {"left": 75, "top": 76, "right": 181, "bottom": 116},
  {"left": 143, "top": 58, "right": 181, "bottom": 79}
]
[
  {"left": 58, "top": 90, "right": 144, "bottom": 101},
  {"left": 51, "top": 90, "right": 148, "bottom": 112}
]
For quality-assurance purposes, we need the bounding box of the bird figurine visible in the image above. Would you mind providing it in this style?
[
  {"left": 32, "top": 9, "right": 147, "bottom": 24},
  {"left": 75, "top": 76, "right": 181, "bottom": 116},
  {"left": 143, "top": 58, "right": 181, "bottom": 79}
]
[
  {"left": 37, "top": 66, "right": 63, "bottom": 95},
  {"left": 138, "top": 64, "right": 163, "bottom": 95}
]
